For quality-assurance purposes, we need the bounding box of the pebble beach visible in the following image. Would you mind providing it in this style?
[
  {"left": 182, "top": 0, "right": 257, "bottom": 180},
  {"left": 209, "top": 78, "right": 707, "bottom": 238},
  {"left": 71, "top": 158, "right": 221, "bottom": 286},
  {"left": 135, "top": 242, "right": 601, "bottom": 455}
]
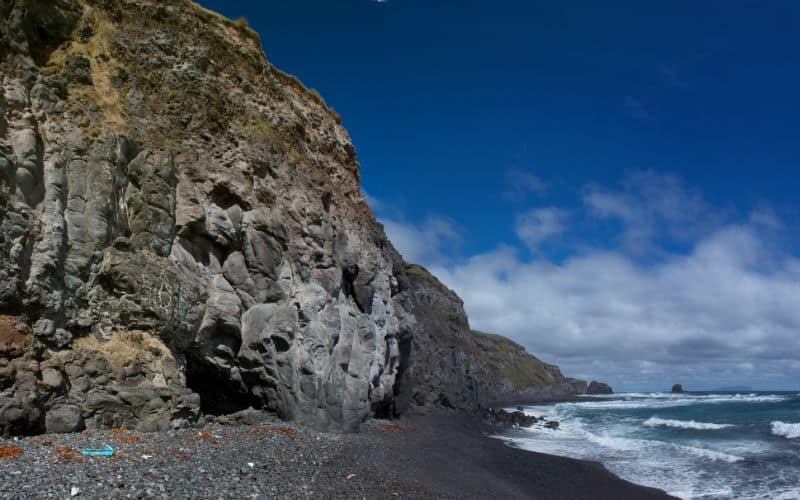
[{"left": 0, "top": 413, "right": 673, "bottom": 499}]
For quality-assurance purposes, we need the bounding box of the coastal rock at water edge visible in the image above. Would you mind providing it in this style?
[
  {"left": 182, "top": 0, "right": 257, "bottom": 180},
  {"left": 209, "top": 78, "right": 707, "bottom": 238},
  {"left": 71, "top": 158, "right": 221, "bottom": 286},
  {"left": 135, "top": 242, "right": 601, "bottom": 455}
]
[{"left": 586, "top": 381, "right": 613, "bottom": 394}]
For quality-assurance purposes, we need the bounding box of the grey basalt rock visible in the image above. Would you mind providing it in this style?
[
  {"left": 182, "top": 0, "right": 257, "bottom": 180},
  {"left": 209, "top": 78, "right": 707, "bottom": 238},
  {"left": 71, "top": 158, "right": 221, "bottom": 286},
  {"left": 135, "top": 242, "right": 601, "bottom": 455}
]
[
  {"left": 395, "top": 264, "right": 592, "bottom": 414},
  {"left": 45, "top": 404, "right": 84, "bottom": 433},
  {"left": 587, "top": 380, "right": 613, "bottom": 394},
  {"left": 0, "top": 0, "right": 407, "bottom": 434}
]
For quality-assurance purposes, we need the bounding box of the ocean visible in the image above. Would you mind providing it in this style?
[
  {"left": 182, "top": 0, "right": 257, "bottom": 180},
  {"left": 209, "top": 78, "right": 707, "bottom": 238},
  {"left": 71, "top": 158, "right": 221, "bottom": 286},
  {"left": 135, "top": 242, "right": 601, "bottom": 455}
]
[{"left": 496, "top": 392, "right": 800, "bottom": 499}]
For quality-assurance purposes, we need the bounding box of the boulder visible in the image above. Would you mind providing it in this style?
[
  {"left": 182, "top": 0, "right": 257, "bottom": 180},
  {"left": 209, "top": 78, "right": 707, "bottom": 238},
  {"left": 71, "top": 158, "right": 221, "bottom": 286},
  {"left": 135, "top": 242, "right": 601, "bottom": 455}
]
[
  {"left": 483, "top": 408, "right": 538, "bottom": 428},
  {"left": 45, "top": 405, "right": 84, "bottom": 434},
  {"left": 671, "top": 384, "right": 684, "bottom": 393},
  {"left": 40, "top": 368, "right": 64, "bottom": 389}
]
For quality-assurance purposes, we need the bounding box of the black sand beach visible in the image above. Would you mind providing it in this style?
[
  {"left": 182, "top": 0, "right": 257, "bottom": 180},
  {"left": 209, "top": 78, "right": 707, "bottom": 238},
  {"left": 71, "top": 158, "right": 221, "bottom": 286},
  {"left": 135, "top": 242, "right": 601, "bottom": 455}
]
[
  {"left": 342, "top": 413, "right": 675, "bottom": 499},
  {"left": 0, "top": 412, "right": 673, "bottom": 499}
]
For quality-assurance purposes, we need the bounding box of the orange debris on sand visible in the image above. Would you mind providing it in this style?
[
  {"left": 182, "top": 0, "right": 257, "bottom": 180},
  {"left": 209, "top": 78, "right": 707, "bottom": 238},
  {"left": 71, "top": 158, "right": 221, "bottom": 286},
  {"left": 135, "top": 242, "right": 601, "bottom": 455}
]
[
  {"left": 51, "top": 446, "right": 82, "bottom": 463},
  {"left": 113, "top": 435, "right": 141, "bottom": 443},
  {"left": 194, "top": 431, "right": 215, "bottom": 442},
  {"left": 0, "top": 444, "right": 23, "bottom": 459},
  {"left": 248, "top": 424, "right": 275, "bottom": 436}
]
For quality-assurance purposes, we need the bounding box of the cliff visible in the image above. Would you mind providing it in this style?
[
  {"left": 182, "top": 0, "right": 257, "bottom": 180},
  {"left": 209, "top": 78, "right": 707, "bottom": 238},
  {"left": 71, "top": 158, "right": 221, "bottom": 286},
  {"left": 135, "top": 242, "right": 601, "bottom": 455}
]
[
  {"left": 0, "top": 0, "right": 592, "bottom": 435},
  {"left": 394, "top": 265, "right": 587, "bottom": 414}
]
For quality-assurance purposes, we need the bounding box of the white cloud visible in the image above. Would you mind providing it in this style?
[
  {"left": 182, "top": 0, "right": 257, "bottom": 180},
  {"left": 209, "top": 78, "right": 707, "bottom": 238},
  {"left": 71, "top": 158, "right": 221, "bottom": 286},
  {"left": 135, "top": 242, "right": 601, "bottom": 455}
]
[
  {"left": 749, "top": 207, "right": 782, "bottom": 230},
  {"left": 381, "top": 216, "right": 459, "bottom": 266},
  {"left": 373, "top": 171, "right": 800, "bottom": 390},
  {"left": 365, "top": 192, "right": 459, "bottom": 266},
  {"left": 504, "top": 168, "right": 547, "bottom": 200},
  {"left": 433, "top": 223, "right": 800, "bottom": 391},
  {"left": 514, "top": 207, "right": 567, "bottom": 251},
  {"left": 362, "top": 190, "right": 382, "bottom": 212},
  {"left": 584, "top": 170, "right": 716, "bottom": 252}
]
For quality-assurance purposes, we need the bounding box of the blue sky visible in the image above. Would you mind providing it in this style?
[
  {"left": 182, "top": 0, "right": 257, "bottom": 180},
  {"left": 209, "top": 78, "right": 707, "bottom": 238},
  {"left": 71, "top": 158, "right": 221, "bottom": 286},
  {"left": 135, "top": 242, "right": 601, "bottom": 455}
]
[{"left": 197, "top": 0, "right": 800, "bottom": 391}]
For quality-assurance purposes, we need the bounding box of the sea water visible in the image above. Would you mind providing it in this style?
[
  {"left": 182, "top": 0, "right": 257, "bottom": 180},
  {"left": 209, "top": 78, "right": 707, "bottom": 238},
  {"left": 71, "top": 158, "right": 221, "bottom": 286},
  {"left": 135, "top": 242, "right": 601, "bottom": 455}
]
[{"left": 497, "top": 392, "right": 800, "bottom": 499}]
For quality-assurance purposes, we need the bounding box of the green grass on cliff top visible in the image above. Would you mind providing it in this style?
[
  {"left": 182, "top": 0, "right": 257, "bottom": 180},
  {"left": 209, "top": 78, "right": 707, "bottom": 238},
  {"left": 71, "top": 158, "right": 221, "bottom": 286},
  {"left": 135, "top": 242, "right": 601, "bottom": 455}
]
[{"left": 472, "top": 331, "right": 553, "bottom": 390}]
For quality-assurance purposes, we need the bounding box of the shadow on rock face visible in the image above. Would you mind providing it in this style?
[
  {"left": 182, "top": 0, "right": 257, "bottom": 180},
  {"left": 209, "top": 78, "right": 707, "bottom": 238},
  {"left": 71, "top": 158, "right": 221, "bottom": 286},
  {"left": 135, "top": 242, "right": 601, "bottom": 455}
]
[
  {"left": 20, "top": 0, "right": 82, "bottom": 65},
  {"left": 184, "top": 356, "right": 254, "bottom": 416}
]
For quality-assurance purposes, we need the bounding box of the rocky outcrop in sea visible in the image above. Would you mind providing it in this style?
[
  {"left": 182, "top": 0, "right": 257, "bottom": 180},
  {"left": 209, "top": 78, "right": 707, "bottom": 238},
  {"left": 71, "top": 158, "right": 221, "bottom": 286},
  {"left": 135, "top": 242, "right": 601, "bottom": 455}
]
[
  {"left": 0, "top": 0, "right": 603, "bottom": 436},
  {"left": 587, "top": 381, "right": 613, "bottom": 394}
]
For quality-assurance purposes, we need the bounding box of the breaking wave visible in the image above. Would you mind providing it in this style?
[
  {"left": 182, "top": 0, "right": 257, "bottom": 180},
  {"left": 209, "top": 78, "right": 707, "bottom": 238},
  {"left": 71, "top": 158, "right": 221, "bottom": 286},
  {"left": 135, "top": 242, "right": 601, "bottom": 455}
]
[
  {"left": 771, "top": 421, "right": 800, "bottom": 439},
  {"left": 678, "top": 445, "right": 744, "bottom": 463},
  {"left": 572, "top": 393, "right": 789, "bottom": 411},
  {"left": 499, "top": 392, "right": 800, "bottom": 499},
  {"left": 643, "top": 417, "right": 734, "bottom": 430}
]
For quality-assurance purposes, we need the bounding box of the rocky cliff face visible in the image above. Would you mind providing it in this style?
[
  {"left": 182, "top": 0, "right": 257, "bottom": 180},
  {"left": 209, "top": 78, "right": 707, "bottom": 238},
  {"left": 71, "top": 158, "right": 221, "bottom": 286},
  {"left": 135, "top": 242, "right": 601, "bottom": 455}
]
[
  {"left": 0, "top": 0, "right": 590, "bottom": 436},
  {"left": 394, "top": 265, "right": 588, "bottom": 413}
]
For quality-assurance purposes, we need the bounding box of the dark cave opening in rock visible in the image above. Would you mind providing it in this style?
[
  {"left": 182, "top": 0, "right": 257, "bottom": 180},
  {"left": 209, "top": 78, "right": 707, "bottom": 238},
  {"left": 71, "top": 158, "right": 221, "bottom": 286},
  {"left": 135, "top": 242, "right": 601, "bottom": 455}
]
[
  {"left": 272, "top": 336, "right": 290, "bottom": 353},
  {"left": 184, "top": 358, "right": 253, "bottom": 416},
  {"left": 372, "top": 398, "right": 395, "bottom": 419}
]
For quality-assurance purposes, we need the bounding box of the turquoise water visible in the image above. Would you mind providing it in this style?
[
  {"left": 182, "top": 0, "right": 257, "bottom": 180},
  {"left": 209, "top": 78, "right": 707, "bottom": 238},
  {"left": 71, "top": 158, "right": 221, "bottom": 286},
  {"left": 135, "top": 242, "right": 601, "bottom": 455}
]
[{"left": 498, "top": 392, "right": 800, "bottom": 499}]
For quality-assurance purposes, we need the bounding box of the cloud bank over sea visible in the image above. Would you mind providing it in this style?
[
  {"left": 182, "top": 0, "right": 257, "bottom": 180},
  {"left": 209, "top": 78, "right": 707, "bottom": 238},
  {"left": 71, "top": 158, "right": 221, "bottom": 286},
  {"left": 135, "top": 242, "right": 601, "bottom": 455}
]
[{"left": 371, "top": 171, "right": 800, "bottom": 391}]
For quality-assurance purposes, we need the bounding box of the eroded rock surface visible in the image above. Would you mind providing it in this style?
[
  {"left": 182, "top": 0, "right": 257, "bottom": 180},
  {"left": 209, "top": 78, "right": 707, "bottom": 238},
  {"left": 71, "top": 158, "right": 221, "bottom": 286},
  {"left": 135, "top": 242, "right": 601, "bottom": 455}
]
[
  {"left": 394, "top": 265, "right": 590, "bottom": 415},
  {"left": 587, "top": 381, "right": 613, "bottom": 394},
  {"left": 0, "top": 0, "right": 593, "bottom": 435}
]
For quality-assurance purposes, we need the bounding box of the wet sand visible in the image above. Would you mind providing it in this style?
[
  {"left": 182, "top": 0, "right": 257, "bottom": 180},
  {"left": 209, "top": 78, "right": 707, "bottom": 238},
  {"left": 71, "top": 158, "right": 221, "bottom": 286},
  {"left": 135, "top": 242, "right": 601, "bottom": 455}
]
[{"left": 337, "top": 413, "right": 676, "bottom": 499}]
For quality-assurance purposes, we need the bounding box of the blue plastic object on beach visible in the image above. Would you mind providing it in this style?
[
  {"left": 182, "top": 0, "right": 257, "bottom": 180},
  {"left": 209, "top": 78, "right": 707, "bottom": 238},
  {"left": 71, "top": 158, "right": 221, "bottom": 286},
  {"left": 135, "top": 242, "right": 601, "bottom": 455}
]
[{"left": 81, "top": 444, "right": 114, "bottom": 457}]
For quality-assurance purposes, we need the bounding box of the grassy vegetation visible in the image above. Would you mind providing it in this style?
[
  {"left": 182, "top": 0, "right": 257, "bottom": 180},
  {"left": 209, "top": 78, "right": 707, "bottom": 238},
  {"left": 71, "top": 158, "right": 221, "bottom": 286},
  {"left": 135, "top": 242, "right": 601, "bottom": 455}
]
[
  {"left": 26, "top": 0, "right": 344, "bottom": 156},
  {"left": 41, "top": 2, "right": 129, "bottom": 136},
  {"left": 472, "top": 330, "right": 554, "bottom": 390},
  {"left": 271, "top": 67, "right": 335, "bottom": 114},
  {"left": 188, "top": 1, "right": 261, "bottom": 42},
  {"left": 405, "top": 264, "right": 429, "bottom": 279},
  {"left": 0, "top": 315, "right": 28, "bottom": 353},
  {"left": 234, "top": 115, "right": 287, "bottom": 151},
  {"left": 232, "top": 17, "right": 249, "bottom": 30},
  {"left": 71, "top": 330, "right": 172, "bottom": 365}
]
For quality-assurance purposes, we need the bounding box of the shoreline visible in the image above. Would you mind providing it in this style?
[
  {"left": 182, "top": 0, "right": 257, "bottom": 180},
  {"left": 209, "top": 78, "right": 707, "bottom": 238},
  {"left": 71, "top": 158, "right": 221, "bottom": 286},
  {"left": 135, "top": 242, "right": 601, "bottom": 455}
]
[
  {"left": 339, "top": 413, "right": 675, "bottom": 499},
  {"left": 491, "top": 393, "right": 625, "bottom": 407},
  {"left": 0, "top": 411, "right": 674, "bottom": 499}
]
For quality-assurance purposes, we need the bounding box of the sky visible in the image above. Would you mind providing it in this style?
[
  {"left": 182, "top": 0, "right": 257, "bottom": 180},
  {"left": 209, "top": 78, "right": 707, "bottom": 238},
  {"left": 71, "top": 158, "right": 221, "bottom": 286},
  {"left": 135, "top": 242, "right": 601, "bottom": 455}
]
[{"left": 196, "top": 0, "right": 800, "bottom": 391}]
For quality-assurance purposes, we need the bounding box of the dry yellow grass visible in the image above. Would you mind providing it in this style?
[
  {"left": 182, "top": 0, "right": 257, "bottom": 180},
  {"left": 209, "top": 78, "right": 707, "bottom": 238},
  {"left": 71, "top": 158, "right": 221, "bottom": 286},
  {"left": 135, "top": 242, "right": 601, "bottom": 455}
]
[
  {"left": 43, "top": 1, "right": 128, "bottom": 135},
  {"left": 72, "top": 330, "right": 172, "bottom": 366},
  {"left": 0, "top": 315, "right": 28, "bottom": 352}
]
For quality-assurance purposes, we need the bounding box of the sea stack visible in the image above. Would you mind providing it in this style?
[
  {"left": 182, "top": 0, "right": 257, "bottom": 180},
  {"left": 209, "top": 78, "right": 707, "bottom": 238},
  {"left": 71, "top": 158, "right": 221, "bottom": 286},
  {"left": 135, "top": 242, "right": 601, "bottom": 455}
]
[
  {"left": 586, "top": 381, "right": 613, "bottom": 394},
  {"left": 671, "top": 384, "right": 685, "bottom": 393}
]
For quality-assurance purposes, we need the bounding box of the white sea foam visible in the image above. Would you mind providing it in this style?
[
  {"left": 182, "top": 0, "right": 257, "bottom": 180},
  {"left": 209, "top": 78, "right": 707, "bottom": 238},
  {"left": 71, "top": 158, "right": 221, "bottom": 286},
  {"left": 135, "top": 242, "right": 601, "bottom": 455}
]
[
  {"left": 643, "top": 417, "right": 734, "bottom": 430},
  {"left": 584, "top": 432, "right": 641, "bottom": 452},
  {"left": 772, "top": 488, "right": 800, "bottom": 500},
  {"left": 771, "top": 421, "right": 800, "bottom": 439},
  {"left": 566, "top": 399, "right": 696, "bottom": 410},
  {"left": 677, "top": 445, "right": 744, "bottom": 463},
  {"left": 582, "top": 430, "right": 744, "bottom": 463},
  {"left": 702, "top": 394, "right": 788, "bottom": 404},
  {"left": 507, "top": 394, "right": 795, "bottom": 499},
  {"left": 561, "top": 393, "right": 788, "bottom": 411}
]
